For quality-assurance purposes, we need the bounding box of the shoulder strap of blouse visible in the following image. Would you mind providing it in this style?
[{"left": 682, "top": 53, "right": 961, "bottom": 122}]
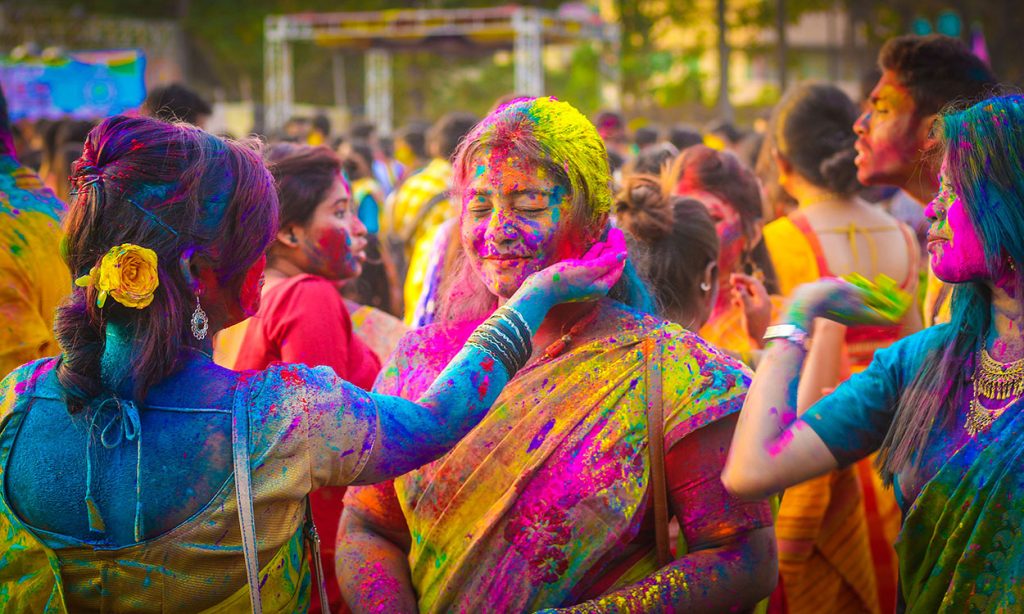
[
  {"left": 787, "top": 210, "right": 832, "bottom": 277},
  {"left": 231, "top": 375, "right": 261, "bottom": 614}
]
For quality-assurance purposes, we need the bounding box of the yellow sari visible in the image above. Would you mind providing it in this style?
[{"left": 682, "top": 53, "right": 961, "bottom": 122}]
[{"left": 374, "top": 300, "right": 751, "bottom": 612}]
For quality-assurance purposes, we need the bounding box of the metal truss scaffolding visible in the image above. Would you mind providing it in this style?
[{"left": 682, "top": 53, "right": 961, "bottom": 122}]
[{"left": 264, "top": 6, "right": 620, "bottom": 133}]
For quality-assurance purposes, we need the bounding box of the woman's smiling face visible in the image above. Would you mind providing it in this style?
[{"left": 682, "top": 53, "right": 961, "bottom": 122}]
[{"left": 461, "top": 148, "right": 581, "bottom": 299}]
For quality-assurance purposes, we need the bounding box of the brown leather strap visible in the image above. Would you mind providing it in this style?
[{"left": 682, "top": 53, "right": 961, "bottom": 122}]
[{"left": 644, "top": 337, "right": 671, "bottom": 567}]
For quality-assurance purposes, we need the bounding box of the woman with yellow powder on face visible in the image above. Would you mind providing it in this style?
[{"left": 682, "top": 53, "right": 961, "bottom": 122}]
[{"left": 337, "top": 97, "right": 777, "bottom": 613}]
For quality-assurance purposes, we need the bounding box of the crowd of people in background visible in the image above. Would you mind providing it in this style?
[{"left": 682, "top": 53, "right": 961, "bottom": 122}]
[{"left": 1, "top": 30, "right": 1022, "bottom": 613}]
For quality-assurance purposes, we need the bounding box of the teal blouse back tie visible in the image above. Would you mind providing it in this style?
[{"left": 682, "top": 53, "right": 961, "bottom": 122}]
[{"left": 84, "top": 396, "right": 145, "bottom": 541}]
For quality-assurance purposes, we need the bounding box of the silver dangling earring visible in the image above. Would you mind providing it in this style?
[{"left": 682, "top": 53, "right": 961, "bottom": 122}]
[
  {"left": 191, "top": 295, "right": 209, "bottom": 340},
  {"left": 700, "top": 281, "right": 712, "bottom": 293}
]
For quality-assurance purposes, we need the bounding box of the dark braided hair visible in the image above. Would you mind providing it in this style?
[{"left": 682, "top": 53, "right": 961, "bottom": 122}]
[{"left": 55, "top": 116, "right": 278, "bottom": 412}]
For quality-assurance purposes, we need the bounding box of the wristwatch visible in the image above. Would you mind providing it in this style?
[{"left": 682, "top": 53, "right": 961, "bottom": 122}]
[{"left": 762, "top": 324, "right": 810, "bottom": 350}]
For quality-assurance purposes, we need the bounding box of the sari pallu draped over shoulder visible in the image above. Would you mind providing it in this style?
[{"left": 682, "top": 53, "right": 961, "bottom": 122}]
[
  {"left": 379, "top": 302, "right": 750, "bottom": 614},
  {"left": 897, "top": 400, "right": 1024, "bottom": 613}
]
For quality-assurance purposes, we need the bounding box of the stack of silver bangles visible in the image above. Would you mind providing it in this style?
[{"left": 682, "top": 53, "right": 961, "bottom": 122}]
[{"left": 465, "top": 305, "right": 533, "bottom": 375}]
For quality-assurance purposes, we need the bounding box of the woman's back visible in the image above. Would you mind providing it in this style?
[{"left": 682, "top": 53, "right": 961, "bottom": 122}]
[
  {"left": 802, "top": 199, "right": 915, "bottom": 284},
  {"left": 766, "top": 200, "right": 919, "bottom": 302},
  {"left": 0, "top": 355, "right": 377, "bottom": 611}
]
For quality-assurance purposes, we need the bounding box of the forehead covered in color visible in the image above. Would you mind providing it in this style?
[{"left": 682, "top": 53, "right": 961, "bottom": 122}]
[{"left": 464, "top": 96, "right": 612, "bottom": 218}]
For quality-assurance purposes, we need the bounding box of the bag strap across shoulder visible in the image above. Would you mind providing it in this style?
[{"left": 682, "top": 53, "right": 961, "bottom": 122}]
[
  {"left": 231, "top": 375, "right": 331, "bottom": 614},
  {"left": 644, "top": 337, "right": 671, "bottom": 567},
  {"left": 231, "top": 376, "right": 262, "bottom": 614}
]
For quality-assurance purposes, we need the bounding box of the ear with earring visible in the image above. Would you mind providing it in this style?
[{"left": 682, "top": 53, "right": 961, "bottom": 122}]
[
  {"left": 191, "top": 294, "right": 209, "bottom": 340},
  {"left": 180, "top": 247, "right": 210, "bottom": 341}
]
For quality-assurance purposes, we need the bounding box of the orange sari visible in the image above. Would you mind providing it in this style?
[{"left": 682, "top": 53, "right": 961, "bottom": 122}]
[{"left": 764, "top": 211, "right": 918, "bottom": 614}]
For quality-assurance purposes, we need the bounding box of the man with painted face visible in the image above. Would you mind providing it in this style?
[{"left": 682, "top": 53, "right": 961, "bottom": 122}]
[{"left": 853, "top": 34, "right": 996, "bottom": 326}]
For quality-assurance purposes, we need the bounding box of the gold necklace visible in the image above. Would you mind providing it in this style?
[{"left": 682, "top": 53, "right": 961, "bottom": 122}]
[{"left": 965, "top": 348, "right": 1024, "bottom": 436}]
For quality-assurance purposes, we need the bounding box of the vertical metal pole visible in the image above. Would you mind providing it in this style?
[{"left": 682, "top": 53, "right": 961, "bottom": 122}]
[
  {"left": 366, "top": 48, "right": 393, "bottom": 134},
  {"left": 717, "top": 0, "right": 733, "bottom": 123},
  {"left": 513, "top": 8, "right": 543, "bottom": 96},
  {"left": 280, "top": 41, "right": 293, "bottom": 130},
  {"left": 264, "top": 16, "right": 287, "bottom": 133}
]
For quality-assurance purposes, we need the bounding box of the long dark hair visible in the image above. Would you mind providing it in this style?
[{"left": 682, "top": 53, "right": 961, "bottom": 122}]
[
  {"left": 55, "top": 116, "right": 278, "bottom": 412},
  {"left": 876, "top": 95, "right": 1024, "bottom": 482}
]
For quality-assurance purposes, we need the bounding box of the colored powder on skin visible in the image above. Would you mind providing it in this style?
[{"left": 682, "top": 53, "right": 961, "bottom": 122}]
[{"left": 466, "top": 97, "right": 612, "bottom": 219}]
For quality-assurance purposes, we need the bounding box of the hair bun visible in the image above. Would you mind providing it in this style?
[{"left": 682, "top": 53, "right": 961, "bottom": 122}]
[
  {"left": 819, "top": 147, "right": 860, "bottom": 195},
  {"left": 614, "top": 174, "right": 673, "bottom": 243}
]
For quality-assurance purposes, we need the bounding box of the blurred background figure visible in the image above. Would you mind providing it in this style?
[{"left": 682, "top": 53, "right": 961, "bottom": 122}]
[
  {"left": 394, "top": 120, "right": 431, "bottom": 177},
  {"left": 384, "top": 111, "right": 477, "bottom": 325},
  {"left": 339, "top": 139, "right": 401, "bottom": 317},
  {"left": 668, "top": 123, "right": 704, "bottom": 153},
  {"left": 633, "top": 124, "right": 659, "bottom": 152},
  {"left": 667, "top": 145, "right": 778, "bottom": 365},
  {"left": 595, "top": 108, "right": 629, "bottom": 177},
  {"left": 0, "top": 85, "right": 70, "bottom": 379},
  {"left": 141, "top": 82, "right": 212, "bottom": 129},
  {"left": 39, "top": 119, "right": 95, "bottom": 203}
]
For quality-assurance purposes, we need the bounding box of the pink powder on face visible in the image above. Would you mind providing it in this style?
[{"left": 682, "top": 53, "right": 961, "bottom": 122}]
[
  {"left": 239, "top": 254, "right": 266, "bottom": 317},
  {"left": 462, "top": 150, "right": 582, "bottom": 299},
  {"left": 926, "top": 165, "right": 989, "bottom": 284},
  {"left": 302, "top": 176, "right": 366, "bottom": 281},
  {"left": 310, "top": 224, "right": 360, "bottom": 278}
]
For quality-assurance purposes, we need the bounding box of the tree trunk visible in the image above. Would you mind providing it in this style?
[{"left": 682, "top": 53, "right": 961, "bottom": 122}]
[{"left": 717, "top": 0, "right": 733, "bottom": 122}]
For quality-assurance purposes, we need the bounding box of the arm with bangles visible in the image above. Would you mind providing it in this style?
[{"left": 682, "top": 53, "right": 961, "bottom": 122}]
[{"left": 550, "top": 415, "right": 778, "bottom": 613}]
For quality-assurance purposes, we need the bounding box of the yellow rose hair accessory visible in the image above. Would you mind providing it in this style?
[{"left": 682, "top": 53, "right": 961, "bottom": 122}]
[
  {"left": 842, "top": 273, "right": 912, "bottom": 323},
  {"left": 75, "top": 243, "right": 160, "bottom": 309}
]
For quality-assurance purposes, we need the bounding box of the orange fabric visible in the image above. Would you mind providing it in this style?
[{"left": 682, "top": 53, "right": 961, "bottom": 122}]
[
  {"left": 765, "top": 212, "right": 904, "bottom": 614},
  {"left": 699, "top": 297, "right": 784, "bottom": 365},
  {"left": 774, "top": 469, "right": 879, "bottom": 614}
]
